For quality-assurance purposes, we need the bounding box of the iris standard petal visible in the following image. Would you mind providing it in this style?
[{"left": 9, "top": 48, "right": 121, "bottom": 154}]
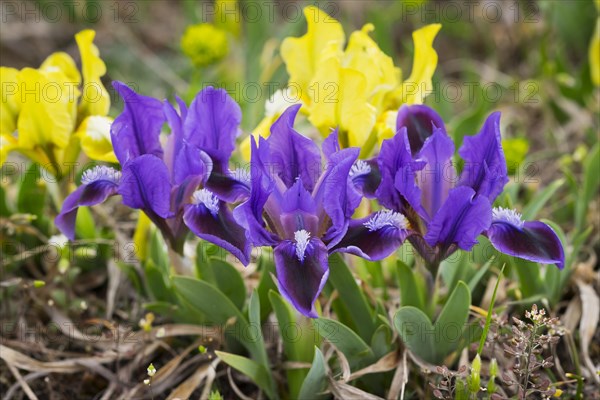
[
  {"left": 267, "top": 104, "right": 322, "bottom": 191},
  {"left": 424, "top": 186, "right": 492, "bottom": 251},
  {"left": 232, "top": 137, "right": 279, "bottom": 246},
  {"left": 457, "top": 112, "right": 508, "bottom": 202},
  {"left": 486, "top": 208, "right": 565, "bottom": 269},
  {"left": 332, "top": 210, "right": 410, "bottom": 260},
  {"left": 377, "top": 128, "right": 425, "bottom": 214},
  {"left": 184, "top": 191, "right": 251, "bottom": 265},
  {"left": 119, "top": 154, "right": 172, "bottom": 219},
  {"left": 111, "top": 82, "right": 165, "bottom": 165},
  {"left": 315, "top": 147, "right": 360, "bottom": 247},
  {"left": 274, "top": 236, "right": 329, "bottom": 318},
  {"left": 183, "top": 86, "right": 242, "bottom": 166},
  {"left": 173, "top": 142, "right": 213, "bottom": 185},
  {"left": 396, "top": 104, "right": 446, "bottom": 156},
  {"left": 204, "top": 169, "right": 251, "bottom": 204},
  {"left": 55, "top": 166, "right": 121, "bottom": 240},
  {"left": 416, "top": 127, "right": 456, "bottom": 219}
]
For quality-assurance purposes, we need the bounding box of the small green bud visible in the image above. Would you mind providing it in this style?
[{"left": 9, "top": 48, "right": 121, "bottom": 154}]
[
  {"left": 147, "top": 363, "right": 156, "bottom": 377},
  {"left": 198, "top": 345, "right": 207, "bottom": 354},
  {"left": 33, "top": 280, "right": 46, "bottom": 288}
]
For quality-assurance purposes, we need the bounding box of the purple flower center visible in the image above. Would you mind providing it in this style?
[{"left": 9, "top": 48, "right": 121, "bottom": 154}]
[
  {"left": 294, "top": 229, "right": 311, "bottom": 262},
  {"left": 81, "top": 166, "right": 121, "bottom": 185},
  {"left": 364, "top": 210, "right": 409, "bottom": 231},
  {"left": 349, "top": 160, "right": 371, "bottom": 178},
  {"left": 192, "top": 189, "right": 220, "bottom": 216},
  {"left": 492, "top": 207, "right": 524, "bottom": 229}
]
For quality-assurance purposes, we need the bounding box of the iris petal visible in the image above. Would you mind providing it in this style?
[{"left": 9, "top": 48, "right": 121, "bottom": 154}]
[
  {"left": 184, "top": 200, "right": 251, "bottom": 265},
  {"left": 267, "top": 104, "right": 322, "bottom": 191},
  {"left": 457, "top": 112, "right": 508, "bottom": 202},
  {"left": 111, "top": 82, "right": 165, "bottom": 165},
  {"left": 55, "top": 166, "right": 120, "bottom": 240},
  {"left": 396, "top": 104, "right": 447, "bottom": 155},
  {"left": 274, "top": 237, "right": 329, "bottom": 318},
  {"left": 487, "top": 220, "right": 565, "bottom": 269},
  {"left": 119, "top": 154, "right": 172, "bottom": 219},
  {"left": 424, "top": 186, "right": 492, "bottom": 252}
]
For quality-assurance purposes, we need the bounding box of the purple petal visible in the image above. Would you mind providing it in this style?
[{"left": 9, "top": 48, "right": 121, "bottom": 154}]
[
  {"left": 184, "top": 197, "right": 250, "bottom": 265},
  {"left": 205, "top": 170, "right": 250, "bottom": 204},
  {"left": 163, "top": 100, "right": 185, "bottom": 178},
  {"left": 183, "top": 86, "right": 241, "bottom": 165},
  {"left": 377, "top": 129, "right": 425, "bottom": 215},
  {"left": 487, "top": 215, "right": 564, "bottom": 269},
  {"left": 274, "top": 237, "right": 329, "bottom": 317},
  {"left": 350, "top": 159, "right": 380, "bottom": 199},
  {"left": 424, "top": 186, "right": 492, "bottom": 251},
  {"left": 416, "top": 127, "right": 457, "bottom": 220},
  {"left": 119, "top": 155, "right": 172, "bottom": 219},
  {"left": 322, "top": 128, "right": 340, "bottom": 161},
  {"left": 457, "top": 112, "right": 508, "bottom": 202},
  {"left": 314, "top": 148, "right": 360, "bottom": 247},
  {"left": 332, "top": 210, "right": 410, "bottom": 260},
  {"left": 55, "top": 167, "right": 121, "bottom": 240},
  {"left": 267, "top": 104, "right": 322, "bottom": 191},
  {"left": 173, "top": 143, "right": 213, "bottom": 185},
  {"left": 232, "top": 137, "right": 279, "bottom": 247},
  {"left": 278, "top": 178, "right": 320, "bottom": 239},
  {"left": 111, "top": 82, "right": 165, "bottom": 165},
  {"left": 396, "top": 104, "right": 447, "bottom": 155}
]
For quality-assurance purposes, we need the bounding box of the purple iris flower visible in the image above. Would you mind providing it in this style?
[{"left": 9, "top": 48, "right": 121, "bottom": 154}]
[
  {"left": 372, "top": 104, "right": 564, "bottom": 269},
  {"left": 234, "top": 105, "right": 410, "bottom": 317},
  {"left": 55, "top": 82, "right": 251, "bottom": 264}
]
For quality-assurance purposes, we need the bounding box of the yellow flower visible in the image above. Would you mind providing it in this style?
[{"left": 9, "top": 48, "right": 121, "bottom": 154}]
[
  {"left": 76, "top": 30, "right": 110, "bottom": 118},
  {"left": 77, "top": 116, "right": 117, "bottom": 163},
  {"left": 280, "top": 6, "right": 344, "bottom": 105},
  {"left": 181, "top": 23, "right": 229, "bottom": 68},
  {"left": 273, "top": 6, "right": 441, "bottom": 152},
  {"left": 1, "top": 30, "right": 110, "bottom": 176}
]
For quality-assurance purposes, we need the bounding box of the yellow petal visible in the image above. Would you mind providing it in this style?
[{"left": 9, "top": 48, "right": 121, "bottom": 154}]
[
  {"left": 590, "top": 18, "right": 600, "bottom": 86},
  {"left": 133, "top": 212, "right": 152, "bottom": 261},
  {"left": 0, "top": 134, "right": 17, "bottom": 165},
  {"left": 398, "top": 24, "right": 441, "bottom": 105},
  {"left": 16, "top": 68, "right": 75, "bottom": 150},
  {"left": 40, "top": 51, "right": 81, "bottom": 85},
  {"left": 280, "top": 6, "right": 345, "bottom": 105},
  {"left": 77, "top": 115, "right": 117, "bottom": 163},
  {"left": 309, "top": 57, "right": 376, "bottom": 147},
  {"left": 75, "top": 30, "right": 110, "bottom": 117},
  {"left": 344, "top": 24, "right": 400, "bottom": 102},
  {"left": 0, "top": 67, "right": 20, "bottom": 137}
]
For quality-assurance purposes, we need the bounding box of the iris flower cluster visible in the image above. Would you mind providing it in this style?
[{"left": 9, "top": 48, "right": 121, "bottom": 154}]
[{"left": 57, "top": 84, "right": 564, "bottom": 317}]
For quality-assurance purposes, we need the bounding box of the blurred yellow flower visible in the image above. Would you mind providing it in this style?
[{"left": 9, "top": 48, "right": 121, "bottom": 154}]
[
  {"left": 273, "top": 6, "right": 441, "bottom": 152},
  {"left": 1, "top": 30, "right": 111, "bottom": 177},
  {"left": 77, "top": 116, "right": 117, "bottom": 163},
  {"left": 181, "top": 23, "right": 229, "bottom": 68}
]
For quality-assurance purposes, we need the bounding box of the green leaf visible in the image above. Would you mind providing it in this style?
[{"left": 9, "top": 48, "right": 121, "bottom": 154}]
[
  {"left": 370, "top": 323, "right": 394, "bottom": 359},
  {"left": 313, "top": 318, "right": 374, "bottom": 368},
  {"left": 172, "top": 276, "right": 245, "bottom": 326},
  {"left": 477, "top": 265, "right": 504, "bottom": 355},
  {"left": 298, "top": 347, "right": 328, "bottom": 400},
  {"left": 196, "top": 252, "right": 246, "bottom": 311},
  {"left": 393, "top": 307, "right": 437, "bottom": 363},
  {"left": 17, "top": 164, "right": 47, "bottom": 229},
  {"left": 576, "top": 143, "right": 600, "bottom": 232},
  {"left": 256, "top": 252, "right": 277, "bottom": 320},
  {"left": 145, "top": 260, "right": 175, "bottom": 302},
  {"left": 522, "top": 179, "right": 563, "bottom": 220},
  {"left": 248, "top": 290, "right": 269, "bottom": 367},
  {"left": 270, "top": 290, "right": 318, "bottom": 399},
  {"left": 394, "top": 281, "right": 472, "bottom": 364},
  {"left": 467, "top": 258, "right": 494, "bottom": 293},
  {"left": 215, "top": 351, "right": 276, "bottom": 400},
  {"left": 434, "top": 281, "right": 472, "bottom": 358},
  {"left": 396, "top": 260, "right": 425, "bottom": 311},
  {"left": 327, "top": 254, "right": 376, "bottom": 342}
]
